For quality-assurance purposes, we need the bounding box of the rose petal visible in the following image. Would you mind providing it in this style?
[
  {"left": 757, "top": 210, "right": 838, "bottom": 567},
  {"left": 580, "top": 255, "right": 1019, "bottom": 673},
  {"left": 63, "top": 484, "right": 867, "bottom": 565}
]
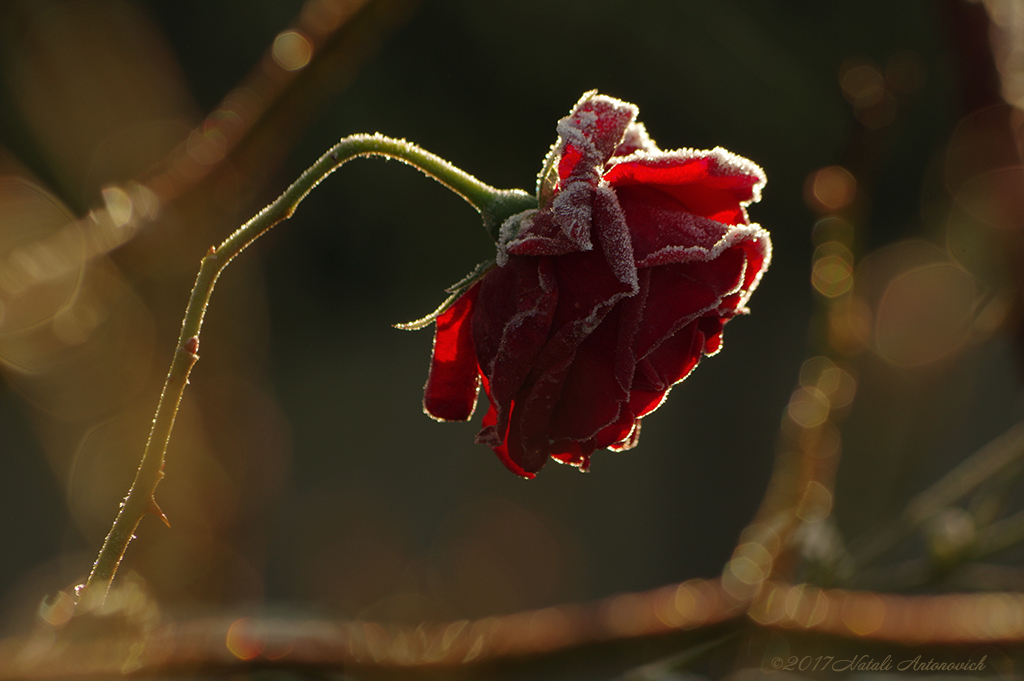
[
  {"left": 630, "top": 320, "right": 705, "bottom": 417},
  {"left": 507, "top": 353, "right": 575, "bottom": 473},
  {"left": 604, "top": 148, "right": 766, "bottom": 216},
  {"left": 613, "top": 121, "right": 657, "bottom": 158},
  {"left": 549, "top": 440, "right": 595, "bottom": 470},
  {"left": 477, "top": 397, "right": 535, "bottom": 479},
  {"left": 423, "top": 284, "right": 481, "bottom": 421},
  {"left": 632, "top": 249, "right": 747, "bottom": 361},
  {"left": 616, "top": 185, "right": 735, "bottom": 265},
  {"left": 473, "top": 257, "right": 558, "bottom": 461},
  {"left": 738, "top": 234, "right": 771, "bottom": 292},
  {"left": 548, "top": 306, "right": 629, "bottom": 443},
  {"left": 556, "top": 93, "right": 638, "bottom": 180}
]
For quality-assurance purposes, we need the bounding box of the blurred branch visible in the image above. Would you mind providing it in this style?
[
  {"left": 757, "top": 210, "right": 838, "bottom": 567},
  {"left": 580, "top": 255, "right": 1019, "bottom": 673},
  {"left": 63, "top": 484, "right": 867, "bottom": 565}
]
[
  {"left": 0, "top": 0, "right": 418, "bottom": 316},
  {"left": 3, "top": 578, "right": 744, "bottom": 679},
  {"left": 145, "top": 0, "right": 419, "bottom": 208},
  {"left": 753, "top": 581, "right": 1024, "bottom": 645},
  {"left": 11, "top": 576, "right": 1024, "bottom": 678}
]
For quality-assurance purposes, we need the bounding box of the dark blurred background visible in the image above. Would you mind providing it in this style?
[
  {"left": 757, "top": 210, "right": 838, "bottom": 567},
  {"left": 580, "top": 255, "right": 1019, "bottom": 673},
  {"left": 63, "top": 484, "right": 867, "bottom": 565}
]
[{"left": 0, "top": 0, "right": 1020, "bottom": 635}]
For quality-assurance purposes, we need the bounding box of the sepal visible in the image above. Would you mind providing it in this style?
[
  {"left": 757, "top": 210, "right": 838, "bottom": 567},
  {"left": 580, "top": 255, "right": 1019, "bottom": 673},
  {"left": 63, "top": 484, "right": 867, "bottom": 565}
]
[{"left": 394, "top": 260, "right": 495, "bottom": 331}]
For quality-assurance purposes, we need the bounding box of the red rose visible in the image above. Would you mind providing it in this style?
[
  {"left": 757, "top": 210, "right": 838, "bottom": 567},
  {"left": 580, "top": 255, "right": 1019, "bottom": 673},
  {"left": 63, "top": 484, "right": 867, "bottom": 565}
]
[{"left": 423, "top": 92, "right": 771, "bottom": 478}]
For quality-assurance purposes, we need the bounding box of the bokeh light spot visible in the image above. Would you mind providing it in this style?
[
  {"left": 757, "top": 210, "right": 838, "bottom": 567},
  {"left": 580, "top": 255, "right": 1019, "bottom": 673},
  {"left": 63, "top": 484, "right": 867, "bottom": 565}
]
[
  {"left": 841, "top": 59, "right": 886, "bottom": 108},
  {"left": 799, "top": 356, "right": 856, "bottom": 410},
  {"left": 812, "top": 242, "right": 855, "bottom": 297},
  {"left": 748, "top": 583, "right": 785, "bottom": 624},
  {"left": 272, "top": 30, "right": 313, "bottom": 71},
  {"left": 101, "top": 186, "right": 132, "bottom": 228},
  {"left": 787, "top": 386, "right": 830, "bottom": 429},
  {"left": 806, "top": 166, "right": 857, "bottom": 213},
  {"left": 840, "top": 592, "right": 886, "bottom": 636},
  {"left": 787, "top": 585, "right": 829, "bottom": 628},
  {"left": 226, "top": 618, "right": 263, "bottom": 660},
  {"left": 875, "top": 263, "right": 976, "bottom": 366},
  {"left": 796, "top": 481, "right": 833, "bottom": 523},
  {"left": 812, "top": 216, "right": 856, "bottom": 247},
  {"left": 187, "top": 127, "right": 228, "bottom": 165},
  {"left": 38, "top": 590, "right": 75, "bottom": 626},
  {"left": 728, "top": 542, "right": 773, "bottom": 587}
]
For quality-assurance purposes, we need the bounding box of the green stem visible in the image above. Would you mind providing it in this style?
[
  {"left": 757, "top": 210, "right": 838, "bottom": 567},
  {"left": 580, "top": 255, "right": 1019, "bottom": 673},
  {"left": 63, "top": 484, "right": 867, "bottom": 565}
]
[{"left": 80, "top": 134, "right": 534, "bottom": 603}]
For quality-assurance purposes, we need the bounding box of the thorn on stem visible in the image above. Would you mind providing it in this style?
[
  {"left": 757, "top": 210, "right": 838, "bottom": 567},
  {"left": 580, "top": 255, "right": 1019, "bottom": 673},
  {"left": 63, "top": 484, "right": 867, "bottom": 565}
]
[{"left": 148, "top": 498, "right": 171, "bottom": 528}]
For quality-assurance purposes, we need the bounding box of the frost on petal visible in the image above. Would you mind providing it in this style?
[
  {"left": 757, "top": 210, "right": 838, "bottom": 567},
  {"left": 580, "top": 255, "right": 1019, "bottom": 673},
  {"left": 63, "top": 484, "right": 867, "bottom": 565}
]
[
  {"left": 593, "top": 184, "right": 638, "bottom": 291},
  {"left": 550, "top": 181, "right": 595, "bottom": 250},
  {"left": 423, "top": 284, "right": 481, "bottom": 421},
  {"left": 736, "top": 229, "right": 772, "bottom": 293},
  {"left": 496, "top": 208, "right": 538, "bottom": 266},
  {"left": 505, "top": 208, "right": 590, "bottom": 258},
  {"left": 555, "top": 92, "right": 638, "bottom": 180},
  {"left": 614, "top": 122, "right": 657, "bottom": 158},
  {"left": 618, "top": 183, "right": 770, "bottom": 271}
]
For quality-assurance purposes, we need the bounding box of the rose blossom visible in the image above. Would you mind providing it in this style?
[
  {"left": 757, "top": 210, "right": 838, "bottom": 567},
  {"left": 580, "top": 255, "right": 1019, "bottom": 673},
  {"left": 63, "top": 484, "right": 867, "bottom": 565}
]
[{"left": 422, "top": 91, "right": 771, "bottom": 478}]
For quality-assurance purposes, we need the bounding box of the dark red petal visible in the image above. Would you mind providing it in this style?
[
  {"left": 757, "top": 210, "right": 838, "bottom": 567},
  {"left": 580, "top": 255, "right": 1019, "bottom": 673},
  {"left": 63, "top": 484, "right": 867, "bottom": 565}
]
[
  {"left": 629, "top": 320, "right": 705, "bottom": 418},
  {"left": 477, "top": 399, "right": 535, "bottom": 479},
  {"left": 550, "top": 440, "right": 595, "bottom": 470},
  {"left": 616, "top": 185, "right": 735, "bottom": 266},
  {"left": 647, "top": 322, "right": 708, "bottom": 388},
  {"left": 506, "top": 208, "right": 589, "bottom": 257},
  {"left": 602, "top": 417, "right": 641, "bottom": 451},
  {"left": 506, "top": 353, "right": 575, "bottom": 473},
  {"left": 699, "top": 316, "right": 727, "bottom": 356},
  {"left": 547, "top": 306, "right": 628, "bottom": 443},
  {"left": 423, "top": 285, "right": 481, "bottom": 421},
  {"left": 473, "top": 257, "right": 558, "bottom": 458},
  {"left": 632, "top": 249, "right": 747, "bottom": 361}
]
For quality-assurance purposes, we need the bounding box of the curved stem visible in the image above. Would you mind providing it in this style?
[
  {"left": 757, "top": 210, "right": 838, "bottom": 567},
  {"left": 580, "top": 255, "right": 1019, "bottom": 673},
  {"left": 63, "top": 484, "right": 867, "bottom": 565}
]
[{"left": 81, "top": 134, "right": 534, "bottom": 603}]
